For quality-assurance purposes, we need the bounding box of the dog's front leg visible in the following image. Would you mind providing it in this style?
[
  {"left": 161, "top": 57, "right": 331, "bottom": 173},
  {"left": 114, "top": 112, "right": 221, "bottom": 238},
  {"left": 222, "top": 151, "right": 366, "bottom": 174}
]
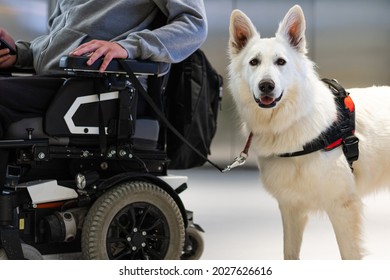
[
  {"left": 326, "top": 193, "right": 363, "bottom": 260},
  {"left": 279, "top": 203, "right": 309, "bottom": 260}
]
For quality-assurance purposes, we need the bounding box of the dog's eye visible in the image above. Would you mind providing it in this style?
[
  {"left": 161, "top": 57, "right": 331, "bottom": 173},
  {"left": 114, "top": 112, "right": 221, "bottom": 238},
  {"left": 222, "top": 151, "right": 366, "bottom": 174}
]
[
  {"left": 249, "top": 58, "right": 260, "bottom": 66},
  {"left": 276, "top": 58, "right": 286, "bottom": 66}
]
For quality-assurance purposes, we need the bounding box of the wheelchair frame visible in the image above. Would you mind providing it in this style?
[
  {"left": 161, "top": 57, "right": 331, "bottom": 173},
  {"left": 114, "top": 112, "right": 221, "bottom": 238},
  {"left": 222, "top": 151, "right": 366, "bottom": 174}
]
[{"left": 0, "top": 57, "right": 204, "bottom": 260}]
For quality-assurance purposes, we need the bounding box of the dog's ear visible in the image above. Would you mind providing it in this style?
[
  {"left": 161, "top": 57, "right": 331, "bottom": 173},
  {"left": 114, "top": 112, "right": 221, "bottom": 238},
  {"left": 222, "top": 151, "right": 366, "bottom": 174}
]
[
  {"left": 276, "top": 5, "right": 307, "bottom": 53},
  {"left": 229, "top": 9, "right": 257, "bottom": 55}
]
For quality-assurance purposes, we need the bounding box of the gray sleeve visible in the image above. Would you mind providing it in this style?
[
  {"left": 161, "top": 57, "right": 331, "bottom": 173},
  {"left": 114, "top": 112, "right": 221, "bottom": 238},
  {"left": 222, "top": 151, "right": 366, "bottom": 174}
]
[
  {"left": 14, "top": 2, "right": 61, "bottom": 69},
  {"left": 117, "top": 0, "right": 208, "bottom": 63},
  {"left": 14, "top": 40, "right": 33, "bottom": 68}
]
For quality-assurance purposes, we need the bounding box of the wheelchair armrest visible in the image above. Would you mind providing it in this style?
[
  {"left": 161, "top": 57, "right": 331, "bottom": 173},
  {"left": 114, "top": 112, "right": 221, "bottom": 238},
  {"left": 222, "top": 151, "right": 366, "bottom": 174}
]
[{"left": 59, "top": 56, "right": 170, "bottom": 77}]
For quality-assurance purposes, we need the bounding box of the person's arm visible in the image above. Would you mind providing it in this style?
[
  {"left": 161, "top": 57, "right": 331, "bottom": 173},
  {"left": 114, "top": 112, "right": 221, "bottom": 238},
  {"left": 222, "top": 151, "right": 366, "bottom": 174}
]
[
  {"left": 119, "top": 0, "right": 208, "bottom": 63},
  {"left": 71, "top": 0, "right": 208, "bottom": 72},
  {"left": 13, "top": 2, "right": 62, "bottom": 69}
]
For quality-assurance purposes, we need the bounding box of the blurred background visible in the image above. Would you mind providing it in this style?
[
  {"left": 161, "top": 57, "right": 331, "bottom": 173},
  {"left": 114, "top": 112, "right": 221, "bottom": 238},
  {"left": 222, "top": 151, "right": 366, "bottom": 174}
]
[{"left": 1, "top": 0, "right": 389, "bottom": 260}]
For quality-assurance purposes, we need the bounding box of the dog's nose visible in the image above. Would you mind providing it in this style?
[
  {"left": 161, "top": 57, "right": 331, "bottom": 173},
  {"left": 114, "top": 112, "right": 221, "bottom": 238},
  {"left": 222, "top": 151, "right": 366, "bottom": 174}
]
[{"left": 259, "top": 80, "right": 275, "bottom": 94}]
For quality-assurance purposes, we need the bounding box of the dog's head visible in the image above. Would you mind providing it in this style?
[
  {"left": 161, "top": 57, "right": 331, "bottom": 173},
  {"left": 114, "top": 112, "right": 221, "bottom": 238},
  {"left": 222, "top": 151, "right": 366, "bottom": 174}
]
[{"left": 228, "top": 5, "right": 308, "bottom": 110}]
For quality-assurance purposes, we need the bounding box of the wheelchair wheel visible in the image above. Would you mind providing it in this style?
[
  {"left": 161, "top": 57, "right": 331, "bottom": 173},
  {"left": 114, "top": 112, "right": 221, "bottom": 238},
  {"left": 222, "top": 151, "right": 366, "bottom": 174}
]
[
  {"left": 0, "top": 243, "right": 43, "bottom": 260},
  {"left": 81, "top": 181, "right": 185, "bottom": 260},
  {"left": 181, "top": 227, "right": 205, "bottom": 260}
]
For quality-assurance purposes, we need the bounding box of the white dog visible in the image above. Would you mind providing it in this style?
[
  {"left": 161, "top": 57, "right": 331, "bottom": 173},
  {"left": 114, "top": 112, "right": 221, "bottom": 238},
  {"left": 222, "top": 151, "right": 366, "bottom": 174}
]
[{"left": 228, "top": 5, "right": 390, "bottom": 259}]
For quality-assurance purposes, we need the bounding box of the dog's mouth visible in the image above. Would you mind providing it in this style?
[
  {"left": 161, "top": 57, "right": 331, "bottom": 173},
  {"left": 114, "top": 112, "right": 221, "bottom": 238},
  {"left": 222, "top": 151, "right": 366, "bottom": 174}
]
[{"left": 254, "top": 92, "right": 283, "bottom": 108}]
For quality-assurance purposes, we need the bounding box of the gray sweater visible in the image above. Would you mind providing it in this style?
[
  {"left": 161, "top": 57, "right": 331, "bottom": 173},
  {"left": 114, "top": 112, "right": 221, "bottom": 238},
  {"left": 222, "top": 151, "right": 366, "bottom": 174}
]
[{"left": 15, "top": 0, "right": 208, "bottom": 75}]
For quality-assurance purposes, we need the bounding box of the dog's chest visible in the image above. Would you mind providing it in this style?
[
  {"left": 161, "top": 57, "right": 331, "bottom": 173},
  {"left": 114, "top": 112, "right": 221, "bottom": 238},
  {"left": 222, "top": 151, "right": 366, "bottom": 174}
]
[{"left": 256, "top": 152, "right": 352, "bottom": 206}]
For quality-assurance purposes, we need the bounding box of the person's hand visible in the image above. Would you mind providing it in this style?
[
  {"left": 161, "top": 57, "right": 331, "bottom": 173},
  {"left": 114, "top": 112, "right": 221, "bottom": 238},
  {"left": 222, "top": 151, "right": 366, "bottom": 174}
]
[
  {"left": 70, "top": 40, "right": 128, "bottom": 72},
  {"left": 0, "top": 28, "right": 17, "bottom": 68}
]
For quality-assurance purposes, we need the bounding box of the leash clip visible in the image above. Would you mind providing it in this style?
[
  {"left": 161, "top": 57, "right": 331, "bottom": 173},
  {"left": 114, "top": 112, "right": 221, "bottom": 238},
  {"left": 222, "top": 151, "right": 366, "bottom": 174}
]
[
  {"left": 222, "top": 152, "right": 248, "bottom": 172},
  {"left": 222, "top": 132, "right": 253, "bottom": 173}
]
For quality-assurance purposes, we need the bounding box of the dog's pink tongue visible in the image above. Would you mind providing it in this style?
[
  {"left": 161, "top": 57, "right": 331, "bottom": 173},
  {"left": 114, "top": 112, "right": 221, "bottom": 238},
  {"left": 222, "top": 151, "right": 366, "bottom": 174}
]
[{"left": 260, "top": 96, "right": 275, "bottom": 105}]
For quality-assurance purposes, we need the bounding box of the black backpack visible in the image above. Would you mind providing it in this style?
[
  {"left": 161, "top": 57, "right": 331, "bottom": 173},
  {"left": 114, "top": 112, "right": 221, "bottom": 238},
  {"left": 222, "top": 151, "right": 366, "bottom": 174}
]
[
  {"left": 119, "top": 49, "right": 223, "bottom": 170},
  {"left": 165, "top": 49, "right": 223, "bottom": 169}
]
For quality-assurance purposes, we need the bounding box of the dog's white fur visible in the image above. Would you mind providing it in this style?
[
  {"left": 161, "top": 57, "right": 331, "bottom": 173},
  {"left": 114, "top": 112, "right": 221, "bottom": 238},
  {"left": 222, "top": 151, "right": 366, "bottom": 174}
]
[{"left": 228, "top": 5, "right": 390, "bottom": 259}]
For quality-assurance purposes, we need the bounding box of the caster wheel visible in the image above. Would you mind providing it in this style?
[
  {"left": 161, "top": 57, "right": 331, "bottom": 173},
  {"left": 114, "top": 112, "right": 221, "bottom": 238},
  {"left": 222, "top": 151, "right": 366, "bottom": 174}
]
[{"left": 181, "top": 226, "right": 204, "bottom": 260}]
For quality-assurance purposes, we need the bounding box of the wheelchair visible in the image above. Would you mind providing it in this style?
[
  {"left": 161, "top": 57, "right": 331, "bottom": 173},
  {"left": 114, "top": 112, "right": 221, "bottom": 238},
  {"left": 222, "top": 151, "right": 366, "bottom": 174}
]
[{"left": 0, "top": 56, "right": 204, "bottom": 260}]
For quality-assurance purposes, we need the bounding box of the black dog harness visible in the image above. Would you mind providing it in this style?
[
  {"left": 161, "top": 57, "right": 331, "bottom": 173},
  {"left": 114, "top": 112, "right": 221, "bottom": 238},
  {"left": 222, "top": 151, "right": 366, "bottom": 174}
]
[
  {"left": 223, "top": 79, "right": 359, "bottom": 172},
  {"left": 280, "top": 79, "right": 359, "bottom": 168}
]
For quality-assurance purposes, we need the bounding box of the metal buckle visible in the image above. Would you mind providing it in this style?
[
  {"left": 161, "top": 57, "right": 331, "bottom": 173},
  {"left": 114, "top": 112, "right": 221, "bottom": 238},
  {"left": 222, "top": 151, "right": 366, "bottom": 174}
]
[{"left": 222, "top": 152, "right": 248, "bottom": 172}]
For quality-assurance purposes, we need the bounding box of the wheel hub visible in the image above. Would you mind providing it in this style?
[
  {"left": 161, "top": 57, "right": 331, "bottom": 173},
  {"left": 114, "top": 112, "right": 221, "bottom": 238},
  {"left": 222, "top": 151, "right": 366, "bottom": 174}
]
[
  {"left": 129, "top": 228, "right": 147, "bottom": 249},
  {"left": 106, "top": 202, "right": 170, "bottom": 259}
]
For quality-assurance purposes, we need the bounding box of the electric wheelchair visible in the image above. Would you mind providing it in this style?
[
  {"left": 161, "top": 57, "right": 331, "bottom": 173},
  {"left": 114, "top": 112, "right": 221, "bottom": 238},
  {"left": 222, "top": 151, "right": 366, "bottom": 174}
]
[{"left": 0, "top": 56, "right": 204, "bottom": 260}]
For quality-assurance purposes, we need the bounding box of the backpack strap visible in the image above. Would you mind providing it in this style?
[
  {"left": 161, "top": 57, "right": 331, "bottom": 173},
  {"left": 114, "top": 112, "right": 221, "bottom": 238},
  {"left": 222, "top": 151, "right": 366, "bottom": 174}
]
[{"left": 95, "top": 81, "right": 107, "bottom": 155}]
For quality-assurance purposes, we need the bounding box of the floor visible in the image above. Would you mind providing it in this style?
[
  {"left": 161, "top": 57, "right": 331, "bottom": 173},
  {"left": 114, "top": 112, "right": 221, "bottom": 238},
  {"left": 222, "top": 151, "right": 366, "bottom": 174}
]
[
  {"left": 42, "top": 165, "right": 390, "bottom": 260},
  {"left": 175, "top": 166, "right": 390, "bottom": 260}
]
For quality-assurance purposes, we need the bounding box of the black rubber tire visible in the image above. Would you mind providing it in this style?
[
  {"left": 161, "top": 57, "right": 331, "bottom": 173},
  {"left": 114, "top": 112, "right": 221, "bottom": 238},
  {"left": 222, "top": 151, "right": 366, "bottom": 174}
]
[
  {"left": 0, "top": 243, "right": 43, "bottom": 260},
  {"left": 81, "top": 181, "right": 185, "bottom": 260},
  {"left": 181, "top": 227, "right": 204, "bottom": 260}
]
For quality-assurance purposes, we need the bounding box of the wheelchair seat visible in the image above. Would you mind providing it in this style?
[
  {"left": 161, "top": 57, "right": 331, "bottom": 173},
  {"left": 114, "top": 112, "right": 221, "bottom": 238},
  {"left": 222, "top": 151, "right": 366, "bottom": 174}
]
[{"left": 6, "top": 57, "right": 169, "bottom": 149}]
